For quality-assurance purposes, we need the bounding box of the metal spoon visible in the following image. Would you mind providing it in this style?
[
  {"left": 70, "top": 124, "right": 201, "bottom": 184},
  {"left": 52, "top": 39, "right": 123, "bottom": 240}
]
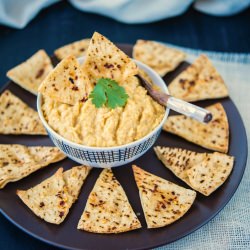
[{"left": 136, "top": 75, "right": 212, "bottom": 123}]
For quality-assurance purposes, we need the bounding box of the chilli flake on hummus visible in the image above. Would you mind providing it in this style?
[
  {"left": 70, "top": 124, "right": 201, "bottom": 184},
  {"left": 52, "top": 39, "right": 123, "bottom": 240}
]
[{"left": 39, "top": 32, "right": 165, "bottom": 147}]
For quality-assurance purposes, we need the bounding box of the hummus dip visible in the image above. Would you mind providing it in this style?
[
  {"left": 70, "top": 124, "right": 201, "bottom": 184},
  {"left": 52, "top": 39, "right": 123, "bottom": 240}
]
[{"left": 42, "top": 75, "right": 165, "bottom": 147}]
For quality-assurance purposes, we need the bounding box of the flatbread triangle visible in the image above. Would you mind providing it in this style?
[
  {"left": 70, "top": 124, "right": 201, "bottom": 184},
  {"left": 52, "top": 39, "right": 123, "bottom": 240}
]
[
  {"left": 0, "top": 90, "right": 47, "bottom": 135},
  {"left": 17, "top": 166, "right": 91, "bottom": 224},
  {"left": 132, "top": 165, "right": 196, "bottom": 228},
  {"left": 63, "top": 165, "right": 92, "bottom": 202},
  {"left": 82, "top": 32, "right": 138, "bottom": 85},
  {"left": 154, "top": 147, "right": 234, "bottom": 196},
  {"left": 6, "top": 50, "right": 53, "bottom": 95},
  {"left": 163, "top": 103, "right": 229, "bottom": 153},
  {"left": 133, "top": 40, "right": 186, "bottom": 76},
  {"left": 168, "top": 54, "right": 228, "bottom": 102},
  {"left": 38, "top": 55, "right": 93, "bottom": 105},
  {"left": 54, "top": 38, "right": 91, "bottom": 60},
  {"left": 77, "top": 168, "right": 141, "bottom": 233},
  {"left": 0, "top": 144, "right": 66, "bottom": 189}
]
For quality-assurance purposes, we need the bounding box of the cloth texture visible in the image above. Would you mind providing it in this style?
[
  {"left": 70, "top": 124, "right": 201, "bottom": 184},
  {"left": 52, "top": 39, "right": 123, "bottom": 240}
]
[
  {"left": 0, "top": 0, "right": 250, "bottom": 29},
  {"left": 155, "top": 44, "right": 250, "bottom": 250}
]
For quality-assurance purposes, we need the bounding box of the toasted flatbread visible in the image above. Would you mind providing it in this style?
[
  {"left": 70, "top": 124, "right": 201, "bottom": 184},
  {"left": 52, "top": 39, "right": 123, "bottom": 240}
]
[
  {"left": 0, "top": 90, "right": 47, "bottom": 135},
  {"left": 133, "top": 40, "right": 186, "bottom": 76},
  {"left": 0, "top": 144, "right": 66, "bottom": 189},
  {"left": 77, "top": 168, "right": 141, "bottom": 233},
  {"left": 155, "top": 147, "right": 206, "bottom": 181},
  {"left": 17, "top": 168, "right": 73, "bottom": 224},
  {"left": 83, "top": 32, "right": 138, "bottom": 85},
  {"left": 168, "top": 54, "right": 228, "bottom": 102},
  {"left": 132, "top": 165, "right": 196, "bottom": 228},
  {"left": 154, "top": 147, "right": 234, "bottom": 196},
  {"left": 6, "top": 50, "right": 53, "bottom": 95},
  {"left": 63, "top": 165, "right": 92, "bottom": 201},
  {"left": 17, "top": 166, "right": 91, "bottom": 224},
  {"left": 163, "top": 103, "right": 229, "bottom": 153},
  {"left": 38, "top": 55, "right": 92, "bottom": 105},
  {"left": 54, "top": 39, "right": 91, "bottom": 60}
]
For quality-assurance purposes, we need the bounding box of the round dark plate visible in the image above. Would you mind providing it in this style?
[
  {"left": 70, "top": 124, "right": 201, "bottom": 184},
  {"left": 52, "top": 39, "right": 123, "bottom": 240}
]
[{"left": 0, "top": 44, "right": 248, "bottom": 250}]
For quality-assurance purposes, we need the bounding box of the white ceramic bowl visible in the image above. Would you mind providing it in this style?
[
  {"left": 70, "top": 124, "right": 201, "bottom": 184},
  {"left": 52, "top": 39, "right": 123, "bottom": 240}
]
[{"left": 37, "top": 58, "right": 169, "bottom": 168}]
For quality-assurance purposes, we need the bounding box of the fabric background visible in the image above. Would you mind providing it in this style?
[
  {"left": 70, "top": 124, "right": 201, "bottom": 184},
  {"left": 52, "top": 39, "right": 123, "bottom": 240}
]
[{"left": 0, "top": 0, "right": 250, "bottom": 28}]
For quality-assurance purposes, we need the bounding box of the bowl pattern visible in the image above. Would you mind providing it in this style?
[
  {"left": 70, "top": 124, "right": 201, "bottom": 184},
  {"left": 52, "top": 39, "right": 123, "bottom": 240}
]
[{"left": 47, "top": 128, "right": 162, "bottom": 168}]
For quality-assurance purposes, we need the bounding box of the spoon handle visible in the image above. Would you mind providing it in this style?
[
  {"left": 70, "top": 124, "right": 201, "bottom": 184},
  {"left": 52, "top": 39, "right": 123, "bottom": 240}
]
[
  {"left": 136, "top": 74, "right": 212, "bottom": 123},
  {"left": 167, "top": 97, "right": 212, "bottom": 123}
]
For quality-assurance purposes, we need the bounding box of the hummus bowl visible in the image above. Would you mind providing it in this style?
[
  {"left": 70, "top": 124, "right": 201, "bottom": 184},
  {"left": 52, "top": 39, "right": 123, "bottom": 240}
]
[{"left": 37, "top": 58, "right": 169, "bottom": 168}]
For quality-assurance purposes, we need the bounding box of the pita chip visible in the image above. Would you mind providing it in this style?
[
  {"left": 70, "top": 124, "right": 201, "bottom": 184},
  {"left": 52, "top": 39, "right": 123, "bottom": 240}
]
[
  {"left": 77, "top": 168, "right": 141, "bottom": 233},
  {"left": 83, "top": 32, "right": 138, "bottom": 85},
  {"left": 6, "top": 50, "right": 53, "bottom": 95},
  {"left": 17, "top": 166, "right": 91, "bottom": 224},
  {"left": 133, "top": 40, "right": 186, "bottom": 76},
  {"left": 17, "top": 168, "right": 72, "bottom": 224},
  {"left": 63, "top": 165, "right": 92, "bottom": 202},
  {"left": 168, "top": 54, "right": 228, "bottom": 102},
  {"left": 0, "top": 90, "right": 47, "bottom": 135},
  {"left": 0, "top": 144, "right": 66, "bottom": 189},
  {"left": 163, "top": 103, "right": 229, "bottom": 153},
  {"left": 132, "top": 165, "right": 196, "bottom": 228},
  {"left": 54, "top": 39, "right": 91, "bottom": 60},
  {"left": 154, "top": 147, "right": 234, "bottom": 196},
  {"left": 38, "top": 55, "right": 93, "bottom": 105}
]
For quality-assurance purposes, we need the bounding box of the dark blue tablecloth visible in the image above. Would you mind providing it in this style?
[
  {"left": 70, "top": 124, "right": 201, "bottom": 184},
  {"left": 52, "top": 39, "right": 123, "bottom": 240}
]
[{"left": 0, "top": 1, "right": 250, "bottom": 250}]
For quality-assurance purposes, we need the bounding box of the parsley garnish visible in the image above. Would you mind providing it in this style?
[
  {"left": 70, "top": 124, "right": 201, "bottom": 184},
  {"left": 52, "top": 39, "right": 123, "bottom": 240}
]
[{"left": 89, "top": 78, "right": 129, "bottom": 109}]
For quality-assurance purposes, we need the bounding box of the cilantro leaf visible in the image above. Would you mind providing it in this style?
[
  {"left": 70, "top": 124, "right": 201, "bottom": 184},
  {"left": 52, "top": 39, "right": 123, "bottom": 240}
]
[
  {"left": 89, "top": 82, "right": 107, "bottom": 108},
  {"left": 89, "top": 78, "right": 129, "bottom": 109}
]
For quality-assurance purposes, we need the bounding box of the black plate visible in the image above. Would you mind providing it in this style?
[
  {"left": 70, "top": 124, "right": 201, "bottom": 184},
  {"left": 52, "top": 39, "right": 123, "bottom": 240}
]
[{"left": 0, "top": 44, "right": 248, "bottom": 250}]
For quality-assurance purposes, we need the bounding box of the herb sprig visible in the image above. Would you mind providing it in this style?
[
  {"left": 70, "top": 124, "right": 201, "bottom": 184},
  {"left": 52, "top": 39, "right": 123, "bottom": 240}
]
[{"left": 89, "top": 78, "right": 128, "bottom": 109}]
